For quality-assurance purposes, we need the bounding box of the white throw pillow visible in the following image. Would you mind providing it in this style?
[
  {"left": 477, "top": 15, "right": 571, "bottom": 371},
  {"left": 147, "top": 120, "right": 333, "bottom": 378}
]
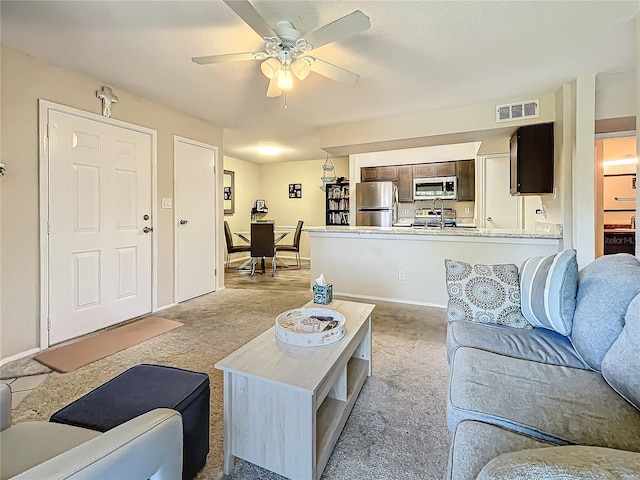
[{"left": 519, "top": 249, "right": 578, "bottom": 336}]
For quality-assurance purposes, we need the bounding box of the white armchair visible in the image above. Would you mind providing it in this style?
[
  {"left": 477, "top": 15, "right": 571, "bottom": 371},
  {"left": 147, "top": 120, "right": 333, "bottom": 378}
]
[{"left": 0, "top": 383, "right": 183, "bottom": 480}]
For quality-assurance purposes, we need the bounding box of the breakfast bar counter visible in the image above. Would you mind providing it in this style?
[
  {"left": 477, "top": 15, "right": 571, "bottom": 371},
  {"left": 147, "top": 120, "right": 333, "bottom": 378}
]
[
  {"left": 307, "top": 225, "right": 563, "bottom": 307},
  {"left": 306, "top": 225, "right": 562, "bottom": 239}
]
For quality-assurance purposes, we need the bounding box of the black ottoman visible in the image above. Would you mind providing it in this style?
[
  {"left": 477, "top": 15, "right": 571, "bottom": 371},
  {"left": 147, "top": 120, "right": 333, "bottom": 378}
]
[{"left": 50, "top": 364, "right": 210, "bottom": 480}]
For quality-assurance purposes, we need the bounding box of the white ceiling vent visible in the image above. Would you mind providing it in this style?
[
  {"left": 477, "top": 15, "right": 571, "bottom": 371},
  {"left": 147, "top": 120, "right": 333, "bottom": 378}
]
[{"left": 495, "top": 100, "right": 539, "bottom": 123}]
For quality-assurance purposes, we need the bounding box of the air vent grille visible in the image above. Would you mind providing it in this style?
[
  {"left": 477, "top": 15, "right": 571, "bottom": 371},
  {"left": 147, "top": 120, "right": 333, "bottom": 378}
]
[{"left": 496, "top": 100, "right": 539, "bottom": 122}]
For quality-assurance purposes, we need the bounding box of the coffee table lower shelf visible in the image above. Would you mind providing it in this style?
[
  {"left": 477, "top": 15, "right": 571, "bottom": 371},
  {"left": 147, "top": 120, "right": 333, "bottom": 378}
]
[
  {"left": 316, "top": 357, "right": 369, "bottom": 473},
  {"left": 216, "top": 300, "right": 374, "bottom": 480}
]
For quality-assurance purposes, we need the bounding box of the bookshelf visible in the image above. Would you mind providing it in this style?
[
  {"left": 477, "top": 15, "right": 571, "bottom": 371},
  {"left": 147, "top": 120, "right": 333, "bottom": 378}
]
[{"left": 326, "top": 182, "right": 350, "bottom": 225}]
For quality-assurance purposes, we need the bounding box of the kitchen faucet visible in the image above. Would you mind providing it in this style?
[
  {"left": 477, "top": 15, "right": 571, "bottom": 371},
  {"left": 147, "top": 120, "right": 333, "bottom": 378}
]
[{"left": 431, "top": 197, "right": 445, "bottom": 229}]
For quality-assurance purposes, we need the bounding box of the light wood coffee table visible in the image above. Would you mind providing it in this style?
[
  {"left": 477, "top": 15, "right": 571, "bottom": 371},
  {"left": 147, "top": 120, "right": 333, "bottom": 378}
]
[{"left": 215, "top": 299, "right": 375, "bottom": 480}]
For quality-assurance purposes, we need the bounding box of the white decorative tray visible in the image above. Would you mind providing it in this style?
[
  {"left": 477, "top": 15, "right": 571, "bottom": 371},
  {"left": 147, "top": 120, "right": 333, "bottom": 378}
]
[{"left": 275, "top": 308, "right": 346, "bottom": 347}]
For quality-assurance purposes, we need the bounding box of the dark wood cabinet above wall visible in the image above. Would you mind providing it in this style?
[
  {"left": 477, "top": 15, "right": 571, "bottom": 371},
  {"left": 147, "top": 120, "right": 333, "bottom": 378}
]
[{"left": 510, "top": 123, "right": 554, "bottom": 195}]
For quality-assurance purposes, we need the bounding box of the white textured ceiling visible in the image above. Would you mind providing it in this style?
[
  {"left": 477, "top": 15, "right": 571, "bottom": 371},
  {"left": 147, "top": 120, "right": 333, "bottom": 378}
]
[{"left": 1, "top": 1, "right": 638, "bottom": 163}]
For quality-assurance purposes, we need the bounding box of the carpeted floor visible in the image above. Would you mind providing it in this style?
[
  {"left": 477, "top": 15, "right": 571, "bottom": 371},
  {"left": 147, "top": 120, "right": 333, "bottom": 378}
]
[{"left": 12, "top": 288, "right": 451, "bottom": 479}]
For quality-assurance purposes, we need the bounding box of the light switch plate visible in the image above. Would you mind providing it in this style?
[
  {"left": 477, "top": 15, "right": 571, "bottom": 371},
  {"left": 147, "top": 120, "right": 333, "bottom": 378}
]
[{"left": 161, "top": 197, "right": 173, "bottom": 209}]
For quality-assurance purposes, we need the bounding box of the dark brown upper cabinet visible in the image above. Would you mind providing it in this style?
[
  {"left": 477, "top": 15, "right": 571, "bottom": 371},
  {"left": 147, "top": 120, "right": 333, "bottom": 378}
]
[
  {"left": 361, "top": 166, "right": 398, "bottom": 182},
  {"left": 510, "top": 123, "right": 554, "bottom": 195},
  {"left": 413, "top": 162, "right": 455, "bottom": 178},
  {"left": 396, "top": 165, "right": 414, "bottom": 202},
  {"left": 455, "top": 160, "right": 475, "bottom": 201}
]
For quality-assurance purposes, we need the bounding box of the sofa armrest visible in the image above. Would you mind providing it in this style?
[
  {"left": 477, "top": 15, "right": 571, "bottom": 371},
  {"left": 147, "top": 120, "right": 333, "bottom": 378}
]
[
  {"left": 11, "top": 408, "right": 183, "bottom": 480},
  {"left": 476, "top": 445, "right": 640, "bottom": 479},
  {"left": 1, "top": 383, "right": 11, "bottom": 432}
]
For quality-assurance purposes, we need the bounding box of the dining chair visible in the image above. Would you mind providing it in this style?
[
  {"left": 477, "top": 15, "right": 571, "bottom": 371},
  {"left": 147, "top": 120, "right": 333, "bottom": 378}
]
[
  {"left": 224, "top": 221, "right": 250, "bottom": 269},
  {"left": 276, "top": 220, "right": 304, "bottom": 268},
  {"left": 250, "top": 222, "right": 276, "bottom": 277}
]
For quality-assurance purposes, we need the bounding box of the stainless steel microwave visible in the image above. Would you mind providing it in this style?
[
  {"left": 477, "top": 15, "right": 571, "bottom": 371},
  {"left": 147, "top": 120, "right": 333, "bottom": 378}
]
[{"left": 413, "top": 176, "right": 457, "bottom": 201}]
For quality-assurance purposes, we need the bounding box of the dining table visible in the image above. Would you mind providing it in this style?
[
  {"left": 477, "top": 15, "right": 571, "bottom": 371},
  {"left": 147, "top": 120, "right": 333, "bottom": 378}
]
[{"left": 233, "top": 227, "right": 293, "bottom": 271}]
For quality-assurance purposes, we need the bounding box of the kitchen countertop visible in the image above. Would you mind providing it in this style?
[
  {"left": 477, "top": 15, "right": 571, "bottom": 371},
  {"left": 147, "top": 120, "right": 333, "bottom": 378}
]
[{"left": 307, "top": 225, "right": 562, "bottom": 240}]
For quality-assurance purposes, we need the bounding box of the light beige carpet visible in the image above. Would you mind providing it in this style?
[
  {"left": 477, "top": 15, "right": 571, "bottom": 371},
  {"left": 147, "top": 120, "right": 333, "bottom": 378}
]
[
  {"left": 34, "top": 316, "right": 183, "bottom": 373},
  {"left": 14, "top": 289, "right": 451, "bottom": 479}
]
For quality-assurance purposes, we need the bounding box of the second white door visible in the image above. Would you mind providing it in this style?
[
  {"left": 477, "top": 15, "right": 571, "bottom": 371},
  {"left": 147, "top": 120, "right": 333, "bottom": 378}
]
[{"left": 175, "top": 137, "right": 217, "bottom": 302}]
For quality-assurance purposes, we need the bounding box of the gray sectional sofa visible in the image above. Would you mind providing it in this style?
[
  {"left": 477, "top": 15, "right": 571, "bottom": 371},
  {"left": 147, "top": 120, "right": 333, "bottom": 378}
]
[{"left": 445, "top": 252, "right": 640, "bottom": 479}]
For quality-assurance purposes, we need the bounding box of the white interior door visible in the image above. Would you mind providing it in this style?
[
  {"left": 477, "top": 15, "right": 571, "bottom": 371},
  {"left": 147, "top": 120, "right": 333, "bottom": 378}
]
[
  {"left": 483, "top": 155, "right": 521, "bottom": 230},
  {"left": 48, "top": 110, "right": 153, "bottom": 344},
  {"left": 175, "top": 137, "right": 217, "bottom": 302}
]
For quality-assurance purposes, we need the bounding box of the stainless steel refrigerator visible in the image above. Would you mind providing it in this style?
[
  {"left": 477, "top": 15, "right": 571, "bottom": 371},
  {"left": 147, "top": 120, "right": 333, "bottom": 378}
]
[{"left": 356, "top": 181, "right": 398, "bottom": 226}]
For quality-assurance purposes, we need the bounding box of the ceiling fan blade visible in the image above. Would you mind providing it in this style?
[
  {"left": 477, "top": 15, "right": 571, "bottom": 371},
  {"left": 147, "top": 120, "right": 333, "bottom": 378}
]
[
  {"left": 192, "top": 52, "right": 258, "bottom": 65},
  {"left": 223, "top": 0, "right": 277, "bottom": 39},
  {"left": 303, "top": 10, "right": 370, "bottom": 50},
  {"left": 266, "top": 77, "right": 283, "bottom": 97},
  {"left": 308, "top": 57, "right": 360, "bottom": 85}
]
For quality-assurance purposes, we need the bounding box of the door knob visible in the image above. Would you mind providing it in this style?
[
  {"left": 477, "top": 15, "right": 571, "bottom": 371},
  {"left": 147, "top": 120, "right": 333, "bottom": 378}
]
[
  {"left": 179, "top": 220, "right": 188, "bottom": 225},
  {"left": 486, "top": 217, "right": 493, "bottom": 222},
  {"left": 143, "top": 226, "right": 153, "bottom": 233}
]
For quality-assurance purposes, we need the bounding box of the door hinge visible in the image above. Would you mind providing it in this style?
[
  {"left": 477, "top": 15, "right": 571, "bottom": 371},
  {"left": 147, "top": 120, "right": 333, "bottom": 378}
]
[
  {"left": 215, "top": 268, "right": 217, "bottom": 276},
  {"left": 47, "top": 221, "right": 51, "bottom": 234},
  {"left": 47, "top": 317, "right": 51, "bottom": 330}
]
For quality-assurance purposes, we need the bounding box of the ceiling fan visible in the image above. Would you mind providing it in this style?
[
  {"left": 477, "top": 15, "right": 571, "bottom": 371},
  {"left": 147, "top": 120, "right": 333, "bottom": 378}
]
[{"left": 192, "top": 0, "right": 371, "bottom": 97}]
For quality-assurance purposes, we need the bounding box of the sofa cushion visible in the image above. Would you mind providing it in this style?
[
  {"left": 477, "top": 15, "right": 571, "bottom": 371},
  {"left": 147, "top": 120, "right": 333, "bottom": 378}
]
[
  {"left": 520, "top": 249, "right": 578, "bottom": 336},
  {"left": 448, "top": 420, "right": 551, "bottom": 480},
  {"left": 445, "top": 260, "right": 531, "bottom": 329},
  {"left": 447, "top": 347, "right": 640, "bottom": 451},
  {"left": 447, "top": 320, "right": 588, "bottom": 369},
  {"left": 571, "top": 253, "right": 640, "bottom": 371},
  {"left": 476, "top": 446, "right": 640, "bottom": 480},
  {"left": 602, "top": 292, "right": 640, "bottom": 411}
]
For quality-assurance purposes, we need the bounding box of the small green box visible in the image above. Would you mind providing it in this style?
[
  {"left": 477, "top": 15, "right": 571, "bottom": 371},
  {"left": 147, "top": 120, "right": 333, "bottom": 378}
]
[{"left": 313, "top": 284, "right": 333, "bottom": 305}]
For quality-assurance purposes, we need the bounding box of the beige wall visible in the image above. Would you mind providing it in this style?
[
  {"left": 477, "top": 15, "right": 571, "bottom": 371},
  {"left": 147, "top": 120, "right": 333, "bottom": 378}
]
[
  {"left": 596, "top": 71, "right": 636, "bottom": 120},
  {"left": 1, "top": 46, "right": 223, "bottom": 360},
  {"left": 220, "top": 156, "right": 348, "bottom": 263},
  {"left": 223, "top": 156, "right": 260, "bottom": 232},
  {"left": 258, "top": 157, "right": 349, "bottom": 259},
  {"left": 320, "top": 94, "right": 557, "bottom": 155},
  {"left": 222, "top": 155, "right": 260, "bottom": 266}
]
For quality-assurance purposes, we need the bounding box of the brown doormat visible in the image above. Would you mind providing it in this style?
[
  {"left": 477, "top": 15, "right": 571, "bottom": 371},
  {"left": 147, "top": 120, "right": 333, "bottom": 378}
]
[{"left": 34, "top": 316, "right": 183, "bottom": 373}]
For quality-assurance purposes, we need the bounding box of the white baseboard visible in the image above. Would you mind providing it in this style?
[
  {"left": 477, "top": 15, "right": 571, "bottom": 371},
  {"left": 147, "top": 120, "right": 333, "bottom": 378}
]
[
  {"left": 0, "top": 347, "right": 41, "bottom": 366},
  {"left": 332, "top": 291, "right": 447, "bottom": 309}
]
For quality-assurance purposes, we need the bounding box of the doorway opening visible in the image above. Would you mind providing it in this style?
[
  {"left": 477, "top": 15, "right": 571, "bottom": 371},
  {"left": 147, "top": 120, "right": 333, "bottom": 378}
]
[{"left": 594, "top": 134, "right": 637, "bottom": 257}]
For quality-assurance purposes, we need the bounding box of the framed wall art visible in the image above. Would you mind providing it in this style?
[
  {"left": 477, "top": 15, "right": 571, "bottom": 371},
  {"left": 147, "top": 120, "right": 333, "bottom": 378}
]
[
  {"left": 224, "top": 170, "right": 234, "bottom": 215},
  {"left": 289, "top": 183, "right": 302, "bottom": 198}
]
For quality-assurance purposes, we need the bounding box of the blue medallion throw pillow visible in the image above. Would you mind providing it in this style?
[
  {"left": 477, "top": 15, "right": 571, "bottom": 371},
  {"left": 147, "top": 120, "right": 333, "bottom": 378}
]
[{"left": 445, "top": 259, "right": 532, "bottom": 329}]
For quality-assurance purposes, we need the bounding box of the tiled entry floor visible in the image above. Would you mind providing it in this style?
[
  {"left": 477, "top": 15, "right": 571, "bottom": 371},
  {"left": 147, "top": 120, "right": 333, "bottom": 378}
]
[{"left": 2, "top": 374, "right": 50, "bottom": 408}]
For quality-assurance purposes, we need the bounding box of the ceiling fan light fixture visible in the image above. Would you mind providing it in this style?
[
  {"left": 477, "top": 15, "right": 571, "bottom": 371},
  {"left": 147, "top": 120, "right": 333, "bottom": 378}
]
[
  {"left": 277, "top": 68, "right": 293, "bottom": 90},
  {"left": 291, "top": 58, "right": 311, "bottom": 80},
  {"left": 260, "top": 57, "right": 281, "bottom": 79}
]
